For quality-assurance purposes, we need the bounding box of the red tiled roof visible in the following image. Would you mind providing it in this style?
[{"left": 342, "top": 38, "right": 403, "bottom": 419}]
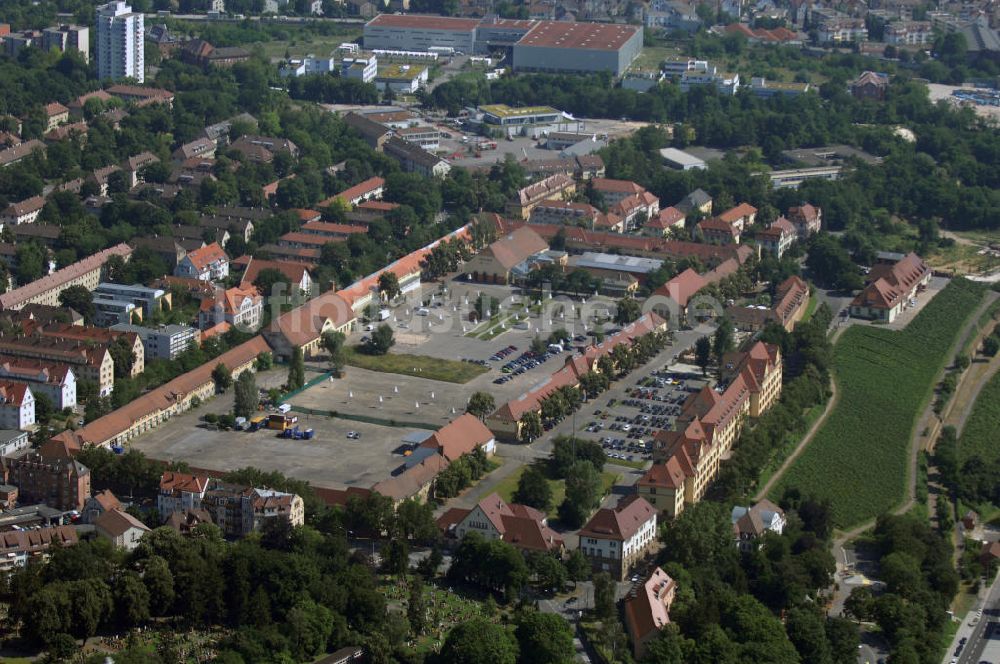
[
  {"left": 654, "top": 269, "right": 707, "bottom": 308},
  {"left": 591, "top": 177, "right": 645, "bottom": 195},
  {"left": 236, "top": 256, "right": 311, "bottom": 290},
  {"left": 486, "top": 227, "right": 548, "bottom": 270},
  {"left": 717, "top": 203, "right": 756, "bottom": 224},
  {"left": 44, "top": 102, "right": 69, "bottom": 117},
  {"left": 578, "top": 495, "right": 655, "bottom": 542},
  {"left": 183, "top": 242, "right": 227, "bottom": 272},
  {"left": 420, "top": 413, "right": 495, "bottom": 461},
  {"left": 624, "top": 567, "right": 675, "bottom": 650}
]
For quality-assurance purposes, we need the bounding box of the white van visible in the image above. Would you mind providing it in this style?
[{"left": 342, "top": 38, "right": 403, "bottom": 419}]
[
  {"left": 415, "top": 307, "right": 430, "bottom": 316},
  {"left": 277, "top": 404, "right": 291, "bottom": 414}
]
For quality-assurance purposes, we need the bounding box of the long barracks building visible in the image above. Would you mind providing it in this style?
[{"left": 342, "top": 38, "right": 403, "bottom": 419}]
[{"left": 363, "top": 14, "right": 642, "bottom": 76}]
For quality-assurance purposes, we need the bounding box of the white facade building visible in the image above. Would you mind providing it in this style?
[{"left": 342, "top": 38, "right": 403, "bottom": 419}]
[{"left": 96, "top": 2, "right": 144, "bottom": 82}]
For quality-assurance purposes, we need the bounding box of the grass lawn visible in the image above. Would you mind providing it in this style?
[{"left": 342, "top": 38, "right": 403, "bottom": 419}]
[
  {"left": 485, "top": 465, "right": 618, "bottom": 519},
  {"left": 344, "top": 346, "right": 487, "bottom": 384},
  {"left": 802, "top": 293, "right": 819, "bottom": 322},
  {"left": 253, "top": 31, "right": 363, "bottom": 60},
  {"left": 634, "top": 45, "right": 681, "bottom": 70}
]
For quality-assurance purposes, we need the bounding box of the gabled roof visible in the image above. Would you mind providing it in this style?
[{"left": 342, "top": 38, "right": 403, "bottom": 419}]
[
  {"left": 2, "top": 195, "right": 45, "bottom": 217},
  {"left": 95, "top": 508, "right": 150, "bottom": 538},
  {"left": 591, "top": 177, "right": 644, "bottom": 195},
  {"left": 717, "top": 203, "right": 757, "bottom": 223},
  {"left": 577, "top": 494, "right": 655, "bottom": 542},
  {"left": 91, "top": 489, "right": 121, "bottom": 512},
  {"left": 182, "top": 242, "right": 228, "bottom": 272},
  {"left": 44, "top": 102, "right": 69, "bottom": 117},
  {"left": 638, "top": 458, "right": 687, "bottom": 490},
  {"left": 236, "top": 256, "right": 311, "bottom": 290},
  {"left": 624, "top": 567, "right": 675, "bottom": 648},
  {"left": 160, "top": 471, "right": 209, "bottom": 494},
  {"left": 758, "top": 216, "right": 796, "bottom": 239},
  {"left": 421, "top": 413, "right": 495, "bottom": 462},
  {"left": 485, "top": 226, "right": 549, "bottom": 270},
  {"left": 654, "top": 268, "right": 707, "bottom": 308}
]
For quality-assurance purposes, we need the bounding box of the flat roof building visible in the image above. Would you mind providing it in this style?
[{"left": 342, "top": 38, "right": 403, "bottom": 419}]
[
  {"left": 659, "top": 147, "right": 706, "bottom": 170},
  {"left": 364, "top": 14, "right": 479, "bottom": 53},
  {"left": 512, "top": 21, "right": 643, "bottom": 76}
]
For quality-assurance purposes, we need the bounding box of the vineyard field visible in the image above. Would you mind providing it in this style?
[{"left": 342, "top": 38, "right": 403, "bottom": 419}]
[
  {"left": 771, "top": 278, "right": 986, "bottom": 528},
  {"left": 957, "top": 369, "right": 1000, "bottom": 464}
]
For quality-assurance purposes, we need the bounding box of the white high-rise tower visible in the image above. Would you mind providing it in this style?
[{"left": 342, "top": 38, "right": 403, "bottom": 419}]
[{"left": 96, "top": 1, "right": 144, "bottom": 83}]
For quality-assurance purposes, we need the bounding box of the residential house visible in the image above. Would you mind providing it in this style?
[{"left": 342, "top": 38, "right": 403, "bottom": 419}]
[
  {"left": 0, "top": 243, "right": 132, "bottom": 310},
  {"left": 325, "top": 176, "right": 385, "bottom": 207},
  {"left": 577, "top": 495, "right": 658, "bottom": 580},
  {"left": 2, "top": 453, "right": 90, "bottom": 511},
  {"left": 438, "top": 492, "right": 564, "bottom": 553},
  {"left": 172, "top": 137, "right": 216, "bottom": 162},
  {"left": 786, "top": 204, "right": 822, "bottom": 238},
  {"left": 174, "top": 242, "right": 229, "bottom": 281},
  {"left": 109, "top": 324, "right": 198, "bottom": 361},
  {"left": 717, "top": 203, "right": 757, "bottom": 231},
  {"left": 1, "top": 196, "right": 46, "bottom": 226},
  {"left": 43, "top": 102, "right": 70, "bottom": 132},
  {"left": 850, "top": 71, "right": 889, "bottom": 100},
  {"left": 0, "top": 429, "right": 29, "bottom": 457},
  {"left": 0, "top": 526, "right": 77, "bottom": 573},
  {"left": 850, "top": 252, "right": 931, "bottom": 323},
  {"left": 198, "top": 285, "right": 263, "bottom": 332},
  {"left": 0, "top": 337, "right": 114, "bottom": 396},
  {"left": 0, "top": 382, "right": 34, "bottom": 430},
  {"left": 728, "top": 275, "right": 810, "bottom": 332},
  {"left": 131, "top": 236, "right": 186, "bottom": 270},
  {"left": 342, "top": 112, "right": 391, "bottom": 151},
  {"left": 731, "top": 499, "right": 785, "bottom": 551},
  {"left": 229, "top": 135, "right": 299, "bottom": 162},
  {"left": 756, "top": 216, "right": 797, "bottom": 258},
  {"left": 95, "top": 508, "right": 150, "bottom": 551},
  {"left": 233, "top": 256, "right": 313, "bottom": 295},
  {"left": 697, "top": 217, "right": 740, "bottom": 244},
  {"left": 624, "top": 567, "right": 677, "bottom": 658},
  {"left": 675, "top": 188, "right": 712, "bottom": 215},
  {"left": 506, "top": 173, "right": 577, "bottom": 219},
  {"left": 157, "top": 471, "right": 209, "bottom": 517},
  {"left": 0, "top": 140, "right": 45, "bottom": 169},
  {"left": 463, "top": 226, "right": 549, "bottom": 284},
  {"left": 383, "top": 136, "right": 451, "bottom": 178},
  {"left": 31, "top": 323, "right": 145, "bottom": 378},
  {"left": 643, "top": 207, "right": 686, "bottom": 237},
  {"left": 83, "top": 489, "right": 121, "bottom": 524},
  {"left": 0, "top": 358, "right": 76, "bottom": 409},
  {"left": 122, "top": 151, "right": 159, "bottom": 188}
]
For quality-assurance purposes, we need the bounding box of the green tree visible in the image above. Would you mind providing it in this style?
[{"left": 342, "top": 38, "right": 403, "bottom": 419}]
[
  {"left": 712, "top": 317, "right": 735, "bottom": 365},
  {"left": 233, "top": 371, "right": 258, "bottom": 418},
  {"left": 565, "top": 549, "right": 591, "bottom": 583},
  {"left": 466, "top": 391, "right": 496, "bottom": 420},
  {"left": 365, "top": 324, "right": 395, "bottom": 355},
  {"left": 407, "top": 575, "right": 426, "bottom": 635},
  {"left": 695, "top": 336, "right": 712, "bottom": 375},
  {"left": 438, "top": 617, "right": 518, "bottom": 664},
  {"left": 378, "top": 271, "right": 401, "bottom": 302},
  {"left": 321, "top": 330, "right": 346, "bottom": 374},
  {"left": 285, "top": 598, "right": 334, "bottom": 661},
  {"left": 514, "top": 465, "right": 553, "bottom": 512},
  {"left": 59, "top": 285, "right": 95, "bottom": 323},
  {"left": 113, "top": 571, "right": 151, "bottom": 629},
  {"left": 256, "top": 351, "right": 273, "bottom": 371},
  {"left": 558, "top": 460, "right": 602, "bottom": 528},
  {"left": 515, "top": 610, "right": 575, "bottom": 664},
  {"left": 253, "top": 268, "right": 288, "bottom": 298},
  {"left": 34, "top": 392, "right": 55, "bottom": 425},
  {"left": 615, "top": 297, "right": 642, "bottom": 325},
  {"left": 519, "top": 411, "right": 543, "bottom": 444},
  {"left": 15, "top": 243, "right": 46, "bottom": 284},
  {"left": 288, "top": 347, "right": 305, "bottom": 390},
  {"left": 785, "top": 607, "right": 832, "bottom": 664},
  {"left": 212, "top": 363, "right": 232, "bottom": 393},
  {"left": 593, "top": 571, "right": 615, "bottom": 620}
]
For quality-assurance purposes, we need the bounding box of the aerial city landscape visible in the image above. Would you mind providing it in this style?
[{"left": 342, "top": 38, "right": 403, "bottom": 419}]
[{"left": 0, "top": 0, "right": 996, "bottom": 661}]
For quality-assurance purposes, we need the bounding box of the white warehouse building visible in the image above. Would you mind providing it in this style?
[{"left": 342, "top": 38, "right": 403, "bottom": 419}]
[{"left": 363, "top": 14, "right": 479, "bottom": 53}]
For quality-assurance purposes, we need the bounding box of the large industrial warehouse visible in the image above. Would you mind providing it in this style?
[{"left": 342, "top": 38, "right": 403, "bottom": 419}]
[
  {"left": 362, "top": 14, "right": 480, "bottom": 53},
  {"left": 511, "top": 21, "right": 643, "bottom": 76},
  {"left": 363, "top": 15, "right": 643, "bottom": 76}
]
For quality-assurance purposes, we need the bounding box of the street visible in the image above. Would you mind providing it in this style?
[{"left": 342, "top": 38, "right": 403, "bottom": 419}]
[{"left": 947, "top": 570, "right": 1000, "bottom": 664}]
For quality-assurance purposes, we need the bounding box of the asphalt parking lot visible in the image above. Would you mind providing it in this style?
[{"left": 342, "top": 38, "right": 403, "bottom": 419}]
[
  {"left": 574, "top": 367, "right": 709, "bottom": 463},
  {"left": 131, "top": 378, "right": 414, "bottom": 490}
]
